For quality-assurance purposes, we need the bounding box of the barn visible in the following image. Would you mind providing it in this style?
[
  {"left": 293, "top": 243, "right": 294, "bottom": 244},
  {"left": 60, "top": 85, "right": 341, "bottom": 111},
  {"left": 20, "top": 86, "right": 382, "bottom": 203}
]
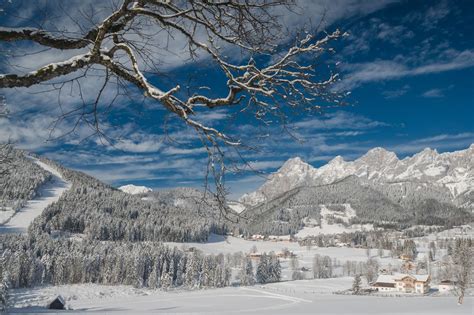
[{"left": 48, "top": 295, "right": 66, "bottom": 310}]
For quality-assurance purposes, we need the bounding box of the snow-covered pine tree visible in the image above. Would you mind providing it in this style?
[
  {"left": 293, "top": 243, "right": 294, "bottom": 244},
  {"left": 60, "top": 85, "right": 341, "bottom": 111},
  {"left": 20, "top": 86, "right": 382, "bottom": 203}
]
[
  {"left": 268, "top": 254, "right": 281, "bottom": 283},
  {"left": 239, "top": 257, "right": 255, "bottom": 286},
  {"left": 0, "top": 277, "right": 8, "bottom": 312},
  {"left": 352, "top": 274, "right": 362, "bottom": 295},
  {"left": 256, "top": 254, "right": 269, "bottom": 284}
]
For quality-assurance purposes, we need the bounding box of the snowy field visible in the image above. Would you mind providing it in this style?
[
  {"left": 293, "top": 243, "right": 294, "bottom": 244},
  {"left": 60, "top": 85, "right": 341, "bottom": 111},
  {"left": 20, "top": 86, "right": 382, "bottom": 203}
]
[
  {"left": 166, "top": 234, "right": 397, "bottom": 281},
  {"left": 296, "top": 204, "right": 374, "bottom": 237},
  {"left": 8, "top": 279, "right": 472, "bottom": 314},
  {"left": 0, "top": 158, "right": 70, "bottom": 234}
]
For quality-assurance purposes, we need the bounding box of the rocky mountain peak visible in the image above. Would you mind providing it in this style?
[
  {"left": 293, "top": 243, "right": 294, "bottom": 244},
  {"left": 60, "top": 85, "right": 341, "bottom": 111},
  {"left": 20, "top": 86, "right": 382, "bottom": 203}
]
[
  {"left": 239, "top": 144, "right": 473, "bottom": 208},
  {"left": 278, "top": 156, "right": 314, "bottom": 174}
]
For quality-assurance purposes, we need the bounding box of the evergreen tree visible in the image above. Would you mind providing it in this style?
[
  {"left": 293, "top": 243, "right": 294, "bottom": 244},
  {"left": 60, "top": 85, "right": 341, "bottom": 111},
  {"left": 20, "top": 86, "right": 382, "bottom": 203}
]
[
  {"left": 268, "top": 254, "right": 281, "bottom": 283},
  {"left": 352, "top": 274, "right": 362, "bottom": 295},
  {"left": 0, "top": 272, "right": 9, "bottom": 312},
  {"left": 256, "top": 254, "right": 269, "bottom": 284},
  {"left": 239, "top": 257, "right": 255, "bottom": 286}
]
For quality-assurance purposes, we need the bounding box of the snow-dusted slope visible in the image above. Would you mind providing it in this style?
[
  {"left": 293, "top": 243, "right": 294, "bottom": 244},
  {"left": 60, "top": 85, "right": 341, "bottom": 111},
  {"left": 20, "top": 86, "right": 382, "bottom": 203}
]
[
  {"left": 239, "top": 145, "right": 474, "bottom": 208},
  {"left": 118, "top": 184, "right": 152, "bottom": 195},
  {"left": 0, "top": 157, "right": 71, "bottom": 234},
  {"left": 240, "top": 157, "right": 317, "bottom": 206}
]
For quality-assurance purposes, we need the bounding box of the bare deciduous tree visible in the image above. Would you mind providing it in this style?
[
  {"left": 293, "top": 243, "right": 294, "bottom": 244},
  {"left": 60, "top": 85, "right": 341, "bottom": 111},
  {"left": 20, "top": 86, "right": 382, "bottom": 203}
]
[
  {"left": 0, "top": 0, "right": 347, "bottom": 204},
  {"left": 453, "top": 239, "right": 473, "bottom": 305}
]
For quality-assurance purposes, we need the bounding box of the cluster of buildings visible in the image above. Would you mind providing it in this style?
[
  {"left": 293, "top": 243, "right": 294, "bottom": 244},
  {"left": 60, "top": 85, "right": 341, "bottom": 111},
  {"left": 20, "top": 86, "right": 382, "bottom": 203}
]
[{"left": 371, "top": 274, "right": 457, "bottom": 294}]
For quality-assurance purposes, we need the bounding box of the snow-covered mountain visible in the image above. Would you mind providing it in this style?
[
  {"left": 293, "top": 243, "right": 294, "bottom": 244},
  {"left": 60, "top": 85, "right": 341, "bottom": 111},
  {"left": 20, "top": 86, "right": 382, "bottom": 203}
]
[
  {"left": 239, "top": 145, "right": 474, "bottom": 209},
  {"left": 118, "top": 184, "right": 152, "bottom": 195}
]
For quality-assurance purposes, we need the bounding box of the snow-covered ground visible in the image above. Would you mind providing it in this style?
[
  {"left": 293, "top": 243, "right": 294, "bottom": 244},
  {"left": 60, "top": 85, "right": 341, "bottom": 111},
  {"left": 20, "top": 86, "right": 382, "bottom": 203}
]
[
  {"left": 0, "top": 206, "right": 15, "bottom": 224},
  {"left": 8, "top": 279, "right": 472, "bottom": 314},
  {"left": 119, "top": 184, "right": 152, "bottom": 195},
  {"left": 296, "top": 204, "right": 374, "bottom": 237},
  {"left": 0, "top": 158, "right": 70, "bottom": 234},
  {"left": 167, "top": 234, "right": 398, "bottom": 281}
]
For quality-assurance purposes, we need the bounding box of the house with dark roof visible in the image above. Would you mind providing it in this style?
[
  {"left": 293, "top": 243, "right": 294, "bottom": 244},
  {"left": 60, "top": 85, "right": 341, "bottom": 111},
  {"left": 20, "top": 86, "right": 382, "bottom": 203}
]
[
  {"left": 48, "top": 295, "right": 65, "bottom": 310},
  {"left": 371, "top": 275, "right": 397, "bottom": 292}
]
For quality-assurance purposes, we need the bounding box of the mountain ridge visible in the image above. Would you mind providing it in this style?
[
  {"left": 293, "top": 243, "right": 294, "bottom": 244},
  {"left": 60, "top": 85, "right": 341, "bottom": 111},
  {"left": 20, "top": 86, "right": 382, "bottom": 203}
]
[{"left": 239, "top": 145, "right": 474, "bottom": 209}]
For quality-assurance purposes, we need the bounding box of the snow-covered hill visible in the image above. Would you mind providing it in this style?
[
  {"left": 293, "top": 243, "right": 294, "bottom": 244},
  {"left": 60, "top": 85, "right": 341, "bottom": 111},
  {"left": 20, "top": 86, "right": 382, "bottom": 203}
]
[
  {"left": 239, "top": 145, "right": 474, "bottom": 209},
  {"left": 118, "top": 184, "right": 152, "bottom": 195},
  {"left": 0, "top": 157, "right": 71, "bottom": 234}
]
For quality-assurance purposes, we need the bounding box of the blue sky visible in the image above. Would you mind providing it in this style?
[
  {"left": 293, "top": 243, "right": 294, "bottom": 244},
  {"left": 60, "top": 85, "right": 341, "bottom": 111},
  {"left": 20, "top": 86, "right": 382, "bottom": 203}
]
[{"left": 1, "top": 0, "right": 473, "bottom": 198}]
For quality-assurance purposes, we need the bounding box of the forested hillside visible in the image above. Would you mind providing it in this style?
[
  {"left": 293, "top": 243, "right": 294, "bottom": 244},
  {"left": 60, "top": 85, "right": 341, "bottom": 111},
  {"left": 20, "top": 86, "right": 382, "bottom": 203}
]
[
  {"left": 0, "top": 153, "right": 235, "bottom": 291},
  {"left": 239, "top": 176, "right": 472, "bottom": 236},
  {"left": 29, "top": 158, "right": 229, "bottom": 243},
  {"left": 0, "top": 148, "right": 52, "bottom": 210}
]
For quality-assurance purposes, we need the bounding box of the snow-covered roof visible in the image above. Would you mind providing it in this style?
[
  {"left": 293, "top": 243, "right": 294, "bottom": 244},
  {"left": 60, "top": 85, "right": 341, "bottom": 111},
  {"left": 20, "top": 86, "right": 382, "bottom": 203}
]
[
  {"left": 374, "top": 275, "right": 396, "bottom": 284},
  {"left": 393, "top": 273, "right": 430, "bottom": 282},
  {"left": 49, "top": 295, "right": 65, "bottom": 305},
  {"left": 374, "top": 273, "right": 430, "bottom": 284}
]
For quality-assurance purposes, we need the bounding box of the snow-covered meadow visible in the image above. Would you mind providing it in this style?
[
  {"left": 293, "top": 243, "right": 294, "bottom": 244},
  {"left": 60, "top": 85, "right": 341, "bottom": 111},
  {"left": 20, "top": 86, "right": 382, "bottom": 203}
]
[
  {"left": 166, "top": 234, "right": 398, "bottom": 281},
  {"left": 8, "top": 279, "right": 472, "bottom": 314}
]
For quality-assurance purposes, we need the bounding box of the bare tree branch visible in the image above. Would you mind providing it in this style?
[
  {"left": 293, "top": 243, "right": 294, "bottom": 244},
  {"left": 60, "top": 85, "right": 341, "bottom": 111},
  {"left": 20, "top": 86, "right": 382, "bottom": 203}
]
[{"left": 0, "top": 0, "right": 347, "bottom": 206}]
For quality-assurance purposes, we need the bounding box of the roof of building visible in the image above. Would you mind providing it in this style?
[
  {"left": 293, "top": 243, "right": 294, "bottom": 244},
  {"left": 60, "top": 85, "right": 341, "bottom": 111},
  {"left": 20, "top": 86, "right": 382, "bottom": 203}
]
[
  {"left": 374, "top": 273, "right": 430, "bottom": 284},
  {"left": 49, "top": 295, "right": 65, "bottom": 305},
  {"left": 372, "top": 282, "right": 396, "bottom": 288},
  {"left": 374, "top": 274, "right": 396, "bottom": 284},
  {"left": 394, "top": 273, "right": 430, "bottom": 282}
]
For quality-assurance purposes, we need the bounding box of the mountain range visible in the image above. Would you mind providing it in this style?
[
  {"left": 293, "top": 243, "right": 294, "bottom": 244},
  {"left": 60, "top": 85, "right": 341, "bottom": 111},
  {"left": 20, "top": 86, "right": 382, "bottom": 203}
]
[
  {"left": 235, "top": 145, "right": 473, "bottom": 236},
  {"left": 1, "top": 145, "right": 472, "bottom": 240},
  {"left": 240, "top": 145, "right": 474, "bottom": 210}
]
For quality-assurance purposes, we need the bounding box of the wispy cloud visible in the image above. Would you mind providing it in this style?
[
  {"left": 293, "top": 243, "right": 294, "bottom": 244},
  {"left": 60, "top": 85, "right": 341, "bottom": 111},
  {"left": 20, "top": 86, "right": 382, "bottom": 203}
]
[
  {"left": 339, "top": 49, "right": 474, "bottom": 90},
  {"left": 382, "top": 85, "right": 410, "bottom": 99},
  {"left": 421, "top": 88, "right": 444, "bottom": 98},
  {"left": 294, "top": 111, "right": 389, "bottom": 131},
  {"left": 388, "top": 132, "right": 474, "bottom": 154}
]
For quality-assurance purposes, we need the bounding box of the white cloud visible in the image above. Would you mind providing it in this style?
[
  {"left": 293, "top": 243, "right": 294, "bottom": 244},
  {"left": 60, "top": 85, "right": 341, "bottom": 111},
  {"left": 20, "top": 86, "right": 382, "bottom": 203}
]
[
  {"left": 339, "top": 49, "right": 474, "bottom": 90},
  {"left": 422, "top": 88, "right": 444, "bottom": 98},
  {"left": 388, "top": 132, "right": 474, "bottom": 154},
  {"left": 294, "top": 111, "right": 388, "bottom": 131}
]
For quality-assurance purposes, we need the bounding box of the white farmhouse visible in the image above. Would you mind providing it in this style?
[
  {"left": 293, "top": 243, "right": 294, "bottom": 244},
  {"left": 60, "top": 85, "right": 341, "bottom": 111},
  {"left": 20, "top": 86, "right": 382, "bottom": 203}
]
[
  {"left": 438, "top": 280, "right": 456, "bottom": 293},
  {"left": 394, "top": 274, "right": 430, "bottom": 294},
  {"left": 371, "top": 275, "right": 397, "bottom": 292},
  {"left": 372, "top": 273, "right": 430, "bottom": 294}
]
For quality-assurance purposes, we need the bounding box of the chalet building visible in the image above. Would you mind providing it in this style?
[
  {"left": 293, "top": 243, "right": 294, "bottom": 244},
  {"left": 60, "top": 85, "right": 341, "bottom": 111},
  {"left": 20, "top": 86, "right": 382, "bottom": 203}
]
[
  {"left": 372, "top": 274, "right": 430, "bottom": 294},
  {"left": 394, "top": 274, "right": 430, "bottom": 294},
  {"left": 438, "top": 280, "right": 456, "bottom": 293},
  {"left": 371, "top": 275, "right": 397, "bottom": 292},
  {"left": 250, "top": 234, "right": 265, "bottom": 241},
  {"left": 399, "top": 254, "right": 413, "bottom": 261},
  {"left": 248, "top": 252, "right": 262, "bottom": 259}
]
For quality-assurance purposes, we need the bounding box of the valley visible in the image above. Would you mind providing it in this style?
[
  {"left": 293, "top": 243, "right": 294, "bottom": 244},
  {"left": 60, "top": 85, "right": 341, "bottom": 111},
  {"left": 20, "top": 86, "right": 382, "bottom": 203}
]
[{"left": 0, "top": 146, "right": 472, "bottom": 313}]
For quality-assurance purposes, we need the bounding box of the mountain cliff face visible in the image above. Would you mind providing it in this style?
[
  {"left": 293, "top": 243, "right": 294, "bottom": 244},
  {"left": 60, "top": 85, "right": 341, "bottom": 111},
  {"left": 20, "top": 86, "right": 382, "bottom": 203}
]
[{"left": 239, "top": 145, "right": 474, "bottom": 209}]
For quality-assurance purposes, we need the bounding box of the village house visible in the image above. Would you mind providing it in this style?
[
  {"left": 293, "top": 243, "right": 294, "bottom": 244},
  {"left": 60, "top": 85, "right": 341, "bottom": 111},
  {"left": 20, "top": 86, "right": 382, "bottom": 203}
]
[
  {"left": 438, "top": 280, "right": 456, "bottom": 293},
  {"left": 372, "top": 274, "right": 430, "bottom": 294},
  {"left": 394, "top": 274, "right": 430, "bottom": 294},
  {"left": 371, "top": 275, "right": 397, "bottom": 292},
  {"left": 399, "top": 254, "right": 413, "bottom": 261},
  {"left": 48, "top": 295, "right": 66, "bottom": 310},
  {"left": 250, "top": 234, "right": 265, "bottom": 241},
  {"left": 248, "top": 252, "right": 262, "bottom": 259}
]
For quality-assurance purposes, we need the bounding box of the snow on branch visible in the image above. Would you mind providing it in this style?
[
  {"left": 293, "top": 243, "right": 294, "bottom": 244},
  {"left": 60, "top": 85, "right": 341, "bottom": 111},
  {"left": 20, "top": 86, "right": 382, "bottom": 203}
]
[{"left": 0, "top": 0, "right": 348, "bottom": 203}]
